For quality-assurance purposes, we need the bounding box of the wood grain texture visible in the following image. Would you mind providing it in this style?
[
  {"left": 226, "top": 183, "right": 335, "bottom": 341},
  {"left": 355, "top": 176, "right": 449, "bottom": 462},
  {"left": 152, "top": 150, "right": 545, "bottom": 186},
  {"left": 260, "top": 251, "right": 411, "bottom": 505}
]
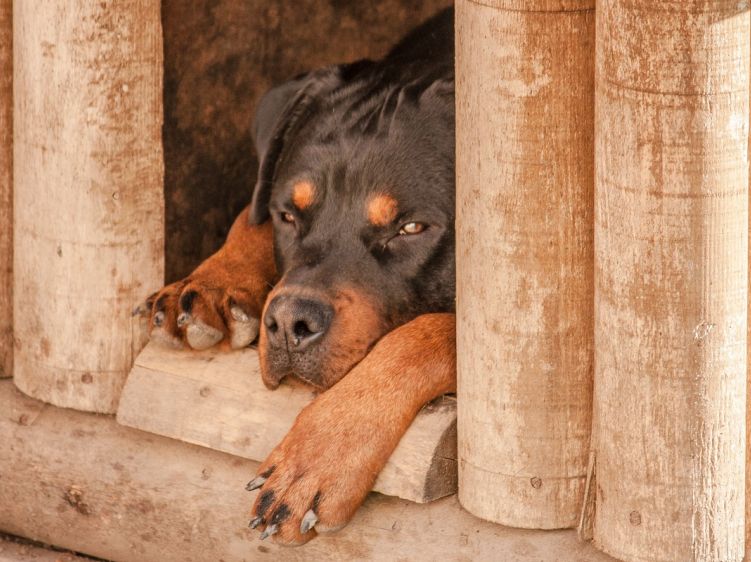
[
  {"left": 0, "top": 0, "right": 10, "bottom": 378},
  {"left": 0, "top": 380, "right": 615, "bottom": 562},
  {"left": 12, "top": 1, "right": 164, "bottom": 412},
  {"left": 594, "top": 2, "right": 748, "bottom": 561},
  {"left": 455, "top": 0, "right": 595, "bottom": 529},
  {"left": 116, "top": 342, "right": 458, "bottom": 504}
]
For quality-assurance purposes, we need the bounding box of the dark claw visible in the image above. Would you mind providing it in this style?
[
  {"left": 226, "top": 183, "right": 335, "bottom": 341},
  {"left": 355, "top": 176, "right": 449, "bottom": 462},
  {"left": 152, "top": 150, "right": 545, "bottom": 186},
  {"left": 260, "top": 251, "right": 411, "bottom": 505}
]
[
  {"left": 259, "top": 524, "right": 278, "bottom": 541},
  {"left": 300, "top": 509, "right": 318, "bottom": 534},
  {"left": 153, "top": 311, "right": 165, "bottom": 327},
  {"left": 245, "top": 476, "right": 266, "bottom": 491},
  {"left": 248, "top": 516, "right": 264, "bottom": 529}
]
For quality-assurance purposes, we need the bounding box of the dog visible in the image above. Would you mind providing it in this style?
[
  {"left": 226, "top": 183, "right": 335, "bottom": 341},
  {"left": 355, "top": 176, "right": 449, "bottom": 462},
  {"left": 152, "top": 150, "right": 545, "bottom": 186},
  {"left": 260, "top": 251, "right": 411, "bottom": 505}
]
[{"left": 140, "top": 7, "right": 456, "bottom": 545}]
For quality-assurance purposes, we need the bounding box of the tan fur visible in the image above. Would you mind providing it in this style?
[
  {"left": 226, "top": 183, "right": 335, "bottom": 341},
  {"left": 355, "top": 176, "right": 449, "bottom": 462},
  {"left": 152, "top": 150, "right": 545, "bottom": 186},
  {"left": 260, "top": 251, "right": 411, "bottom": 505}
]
[
  {"left": 147, "top": 207, "right": 277, "bottom": 350},
  {"left": 367, "top": 193, "right": 398, "bottom": 226},
  {"left": 251, "top": 313, "right": 457, "bottom": 545},
  {"left": 292, "top": 181, "right": 315, "bottom": 210}
]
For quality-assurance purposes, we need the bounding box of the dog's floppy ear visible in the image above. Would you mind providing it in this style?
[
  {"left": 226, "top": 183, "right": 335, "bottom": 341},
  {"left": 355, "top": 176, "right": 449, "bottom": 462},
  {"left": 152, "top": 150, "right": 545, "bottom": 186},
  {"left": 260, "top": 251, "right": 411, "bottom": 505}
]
[{"left": 249, "top": 67, "right": 344, "bottom": 224}]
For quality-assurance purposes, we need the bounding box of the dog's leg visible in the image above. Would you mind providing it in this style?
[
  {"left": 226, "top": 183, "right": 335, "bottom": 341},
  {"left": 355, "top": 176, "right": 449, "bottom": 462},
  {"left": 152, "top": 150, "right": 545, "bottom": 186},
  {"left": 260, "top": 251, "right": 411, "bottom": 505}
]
[
  {"left": 247, "top": 313, "right": 456, "bottom": 545},
  {"left": 136, "top": 207, "right": 277, "bottom": 350}
]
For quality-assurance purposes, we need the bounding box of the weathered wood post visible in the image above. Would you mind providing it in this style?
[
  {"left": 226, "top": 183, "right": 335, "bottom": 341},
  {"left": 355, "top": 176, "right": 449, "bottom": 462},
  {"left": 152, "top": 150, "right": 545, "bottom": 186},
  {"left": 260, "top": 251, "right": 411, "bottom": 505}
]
[
  {"left": 0, "top": 0, "right": 11, "bottom": 378},
  {"left": 594, "top": 2, "right": 748, "bottom": 561},
  {"left": 455, "top": 0, "right": 595, "bottom": 528},
  {"left": 13, "top": 2, "right": 164, "bottom": 413}
]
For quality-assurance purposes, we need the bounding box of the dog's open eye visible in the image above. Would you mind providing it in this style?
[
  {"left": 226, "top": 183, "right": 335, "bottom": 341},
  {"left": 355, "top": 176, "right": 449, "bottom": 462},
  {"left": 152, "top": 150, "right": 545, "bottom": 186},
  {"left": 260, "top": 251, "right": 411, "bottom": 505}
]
[
  {"left": 398, "top": 222, "right": 426, "bottom": 235},
  {"left": 280, "top": 211, "right": 296, "bottom": 225}
]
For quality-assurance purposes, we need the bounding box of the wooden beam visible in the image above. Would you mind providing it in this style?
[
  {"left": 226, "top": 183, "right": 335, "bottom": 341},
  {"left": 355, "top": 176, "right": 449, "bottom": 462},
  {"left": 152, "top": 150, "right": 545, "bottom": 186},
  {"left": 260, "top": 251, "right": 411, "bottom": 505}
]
[
  {"left": 0, "top": 0, "right": 10, "bottom": 378},
  {"left": 0, "top": 380, "right": 613, "bottom": 562},
  {"left": 455, "top": 0, "right": 595, "bottom": 529},
  {"left": 116, "top": 342, "right": 457, "bottom": 504},
  {"left": 12, "top": 1, "right": 164, "bottom": 412},
  {"left": 594, "top": 2, "right": 748, "bottom": 561}
]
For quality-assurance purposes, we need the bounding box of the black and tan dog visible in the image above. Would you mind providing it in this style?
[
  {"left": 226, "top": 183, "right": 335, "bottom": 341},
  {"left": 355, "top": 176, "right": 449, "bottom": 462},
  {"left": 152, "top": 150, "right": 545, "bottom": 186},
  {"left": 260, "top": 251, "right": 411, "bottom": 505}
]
[{"left": 141, "top": 7, "right": 456, "bottom": 545}]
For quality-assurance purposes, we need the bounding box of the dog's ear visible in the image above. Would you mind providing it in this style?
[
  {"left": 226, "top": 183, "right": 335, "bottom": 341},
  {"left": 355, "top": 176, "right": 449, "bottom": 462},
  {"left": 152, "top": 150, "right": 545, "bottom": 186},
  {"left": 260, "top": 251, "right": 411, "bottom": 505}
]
[{"left": 248, "top": 67, "right": 343, "bottom": 224}]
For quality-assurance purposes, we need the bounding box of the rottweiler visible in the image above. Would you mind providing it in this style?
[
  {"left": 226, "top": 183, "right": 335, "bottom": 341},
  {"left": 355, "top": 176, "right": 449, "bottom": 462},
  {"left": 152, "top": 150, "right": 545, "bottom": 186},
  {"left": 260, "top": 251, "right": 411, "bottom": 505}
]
[{"left": 140, "top": 7, "right": 456, "bottom": 545}]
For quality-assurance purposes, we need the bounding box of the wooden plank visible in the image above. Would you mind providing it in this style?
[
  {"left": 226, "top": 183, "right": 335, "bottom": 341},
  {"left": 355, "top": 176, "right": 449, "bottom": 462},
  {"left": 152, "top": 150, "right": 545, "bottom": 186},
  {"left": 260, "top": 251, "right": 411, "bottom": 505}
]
[
  {"left": 0, "top": 0, "right": 10, "bottom": 378},
  {"left": 12, "top": 0, "right": 164, "bottom": 412},
  {"left": 116, "top": 342, "right": 457, "bottom": 503},
  {"left": 594, "top": 2, "right": 748, "bottom": 561},
  {"left": 0, "top": 380, "right": 614, "bottom": 562},
  {"left": 455, "top": 0, "right": 595, "bottom": 529}
]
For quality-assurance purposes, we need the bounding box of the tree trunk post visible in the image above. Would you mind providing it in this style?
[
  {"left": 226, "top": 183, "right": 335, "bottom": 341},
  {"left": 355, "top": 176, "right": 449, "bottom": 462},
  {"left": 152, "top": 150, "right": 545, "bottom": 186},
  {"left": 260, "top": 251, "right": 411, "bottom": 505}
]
[
  {"left": 13, "top": 1, "right": 164, "bottom": 413},
  {"left": 593, "top": 2, "right": 748, "bottom": 560},
  {"left": 455, "top": 0, "right": 596, "bottom": 529}
]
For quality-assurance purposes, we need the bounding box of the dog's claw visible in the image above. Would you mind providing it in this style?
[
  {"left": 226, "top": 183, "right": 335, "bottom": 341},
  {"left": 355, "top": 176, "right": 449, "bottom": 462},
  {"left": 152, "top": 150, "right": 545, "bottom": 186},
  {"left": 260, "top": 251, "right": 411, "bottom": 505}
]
[
  {"left": 259, "top": 524, "right": 278, "bottom": 541},
  {"left": 300, "top": 509, "right": 318, "bottom": 534},
  {"left": 231, "top": 305, "right": 250, "bottom": 323},
  {"left": 245, "top": 476, "right": 266, "bottom": 491},
  {"left": 248, "top": 516, "right": 263, "bottom": 529},
  {"left": 176, "top": 312, "right": 191, "bottom": 328}
]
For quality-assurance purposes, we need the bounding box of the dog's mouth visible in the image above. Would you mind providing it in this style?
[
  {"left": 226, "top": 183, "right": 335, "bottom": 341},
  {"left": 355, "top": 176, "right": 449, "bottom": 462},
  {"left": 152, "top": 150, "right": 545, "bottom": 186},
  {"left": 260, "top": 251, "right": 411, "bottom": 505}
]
[{"left": 257, "top": 284, "right": 386, "bottom": 390}]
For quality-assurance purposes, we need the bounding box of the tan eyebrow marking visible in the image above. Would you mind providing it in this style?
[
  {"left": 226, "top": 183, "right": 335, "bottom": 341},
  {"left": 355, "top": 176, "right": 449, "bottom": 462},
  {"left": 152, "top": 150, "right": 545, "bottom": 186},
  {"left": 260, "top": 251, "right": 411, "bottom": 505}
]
[
  {"left": 292, "top": 181, "right": 315, "bottom": 210},
  {"left": 367, "top": 194, "right": 399, "bottom": 227}
]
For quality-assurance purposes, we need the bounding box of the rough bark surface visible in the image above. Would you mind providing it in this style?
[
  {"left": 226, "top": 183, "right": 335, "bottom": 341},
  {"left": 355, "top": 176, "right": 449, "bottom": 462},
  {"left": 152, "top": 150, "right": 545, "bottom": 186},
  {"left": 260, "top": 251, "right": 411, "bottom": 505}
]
[
  {"left": 0, "top": 0, "right": 10, "bottom": 378},
  {"left": 594, "top": 2, "right": 748, "bottom": 561},
  {"left": 456, "top": 0, "right": 595, "bottom": 529},
  {"left": 162, "top": 0, "right": 452, "bottom": 281},
  {"left": 13, "top": 1, "right": 164, "bottom": 413}
]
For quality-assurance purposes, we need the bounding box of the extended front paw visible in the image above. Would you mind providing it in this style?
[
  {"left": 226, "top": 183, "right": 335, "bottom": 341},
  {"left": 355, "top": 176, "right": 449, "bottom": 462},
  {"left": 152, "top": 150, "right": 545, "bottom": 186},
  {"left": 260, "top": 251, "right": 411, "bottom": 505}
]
[{"left": 245, "top": 406, "right": 379, "bottom": 546}]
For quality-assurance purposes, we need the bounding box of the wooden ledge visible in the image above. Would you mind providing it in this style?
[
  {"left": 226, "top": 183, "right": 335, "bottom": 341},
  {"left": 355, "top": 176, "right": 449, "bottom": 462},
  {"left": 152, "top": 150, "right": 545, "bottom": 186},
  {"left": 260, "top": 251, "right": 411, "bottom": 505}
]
[
  {"left": 116, "top": 342, "right": 457, "bottom": 503},
  {"left": 0, "top": 381, "right": 613, "bottom": 562}
]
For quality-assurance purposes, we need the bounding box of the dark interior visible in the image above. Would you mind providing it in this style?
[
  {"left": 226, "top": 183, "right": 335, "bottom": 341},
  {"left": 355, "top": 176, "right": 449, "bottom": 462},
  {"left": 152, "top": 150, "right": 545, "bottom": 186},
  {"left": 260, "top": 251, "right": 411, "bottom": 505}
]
[{"left": 162, "top": 0, "right": 453, "bottom": 281}]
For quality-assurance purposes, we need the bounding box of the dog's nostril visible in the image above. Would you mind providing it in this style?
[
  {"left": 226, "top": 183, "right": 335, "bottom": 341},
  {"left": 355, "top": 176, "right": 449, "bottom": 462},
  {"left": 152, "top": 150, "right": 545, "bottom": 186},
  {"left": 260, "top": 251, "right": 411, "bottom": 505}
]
[
  {"left": 293, "top": 320, "right": 314, "bottom": 339},
  {"left": 264, "top": 294, "right": 332, "bottom": 351}
]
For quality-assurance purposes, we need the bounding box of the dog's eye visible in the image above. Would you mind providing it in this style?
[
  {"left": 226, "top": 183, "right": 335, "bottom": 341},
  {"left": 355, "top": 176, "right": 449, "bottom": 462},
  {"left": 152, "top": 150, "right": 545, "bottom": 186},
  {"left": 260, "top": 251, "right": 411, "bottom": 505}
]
[
  {"left": 280, "top": 212, "right": 296, "bottom": 224},
  {"left": 398, "top": 222, "right": 426, "bottom": 235}
]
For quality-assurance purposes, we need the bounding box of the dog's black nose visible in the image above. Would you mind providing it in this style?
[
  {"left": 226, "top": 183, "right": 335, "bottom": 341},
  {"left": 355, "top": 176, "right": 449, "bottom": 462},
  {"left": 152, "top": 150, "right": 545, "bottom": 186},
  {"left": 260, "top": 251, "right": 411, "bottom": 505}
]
[{"left": 263, "top": 295, "right": 333, "bottom": 352}]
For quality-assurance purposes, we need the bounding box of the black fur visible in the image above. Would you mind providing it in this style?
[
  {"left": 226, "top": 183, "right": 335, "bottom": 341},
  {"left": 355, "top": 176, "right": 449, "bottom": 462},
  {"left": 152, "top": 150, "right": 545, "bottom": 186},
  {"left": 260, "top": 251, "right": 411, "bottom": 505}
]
[{"left": 253, "top": 8, "right": 455, "bottom": 363}]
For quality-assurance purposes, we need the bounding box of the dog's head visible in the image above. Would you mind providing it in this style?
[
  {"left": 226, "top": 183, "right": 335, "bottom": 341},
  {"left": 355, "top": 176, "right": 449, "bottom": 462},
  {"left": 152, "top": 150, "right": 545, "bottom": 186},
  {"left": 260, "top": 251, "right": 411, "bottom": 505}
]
[{"left": 249, "top": 61, "right": 455, "bottom": 390}]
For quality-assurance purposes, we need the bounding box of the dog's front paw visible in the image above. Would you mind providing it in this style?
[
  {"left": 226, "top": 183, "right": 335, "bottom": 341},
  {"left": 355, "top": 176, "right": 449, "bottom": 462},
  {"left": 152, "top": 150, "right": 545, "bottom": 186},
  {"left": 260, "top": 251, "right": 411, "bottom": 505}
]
[
  {"left": 134, "top": 278, "right": 263, "bottom": 351},
  {"left": 246, "top": 398, "right": 383, "bottom": 546},
  {"left": 134, "top": 214, "right": 276, "bottom": 351}
]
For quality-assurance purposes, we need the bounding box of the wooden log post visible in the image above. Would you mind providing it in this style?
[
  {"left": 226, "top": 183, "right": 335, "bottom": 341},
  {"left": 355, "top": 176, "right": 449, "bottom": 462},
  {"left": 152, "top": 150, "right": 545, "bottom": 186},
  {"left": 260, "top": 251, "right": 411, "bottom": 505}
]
[
  {"left": 0, "top": 0, "right": 10, "bottom": 378},
  {"left": 455, "top": 0, "right": 595, "bottom": 529},
  {"left": 594, "top": 2, "right": 748, "bottom": 561},
  {"left": 13, "top": 2, "right": 164, "bottom": 413}
]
